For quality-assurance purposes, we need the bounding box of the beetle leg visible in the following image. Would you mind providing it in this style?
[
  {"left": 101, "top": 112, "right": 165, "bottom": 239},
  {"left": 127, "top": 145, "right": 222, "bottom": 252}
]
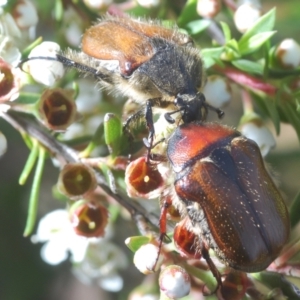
[
  {"left": 201, "top": 243, "right": 222, "bottom": 292},
  {"left": 150, "top": 196, "right": 172, "bottom": 271},
  {"left": 123, "top": 97, "right": 170, "bottom": 160},
  {"left": 145, "top": 99, "right": 155, "bottom": 159}
]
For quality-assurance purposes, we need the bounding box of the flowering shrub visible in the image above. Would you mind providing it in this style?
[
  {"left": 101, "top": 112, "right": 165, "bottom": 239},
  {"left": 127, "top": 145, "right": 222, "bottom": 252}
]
[{"left": 1, "top": 1, "right": 300, "bottom": 299}]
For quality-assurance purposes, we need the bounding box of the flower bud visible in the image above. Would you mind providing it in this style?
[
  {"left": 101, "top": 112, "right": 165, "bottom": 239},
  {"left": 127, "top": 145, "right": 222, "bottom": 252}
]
[
  {"left": 234, "top": 2, "right": 261, "bottom": 33},
  {"left": 197, "top": 0, "right": 221, "bottom": 18},
  {"left": 240, "top": 118, "right": 276, "bottom": 157},
  {"left": 83, "top": 0, "right": 112, "bottom": 10},
  {"left": 173, "top": 217, "right": 201, "bottom": 259},
  {"left": 159, "top": 265, "right": 191, "bottom": 299},
  {"left": 0, "top": 59, "right": 21, "bottom": 103},
  {"left": 137, "top": 0, "right": 160, "bottom": 8},
  {"left": 38, "top": 88, "right": 77, "bottom": 131},
  {"left": 104, "top": 113, "right": 123, "bottom": 157},
  {"left": 125, "top": 157, "right": 165, "bottom": 199},
  {"left": 70, "top": 201, "right": 108, "bottom": 237},
  {"left": 275, "top": 39, "right": 300, "bottom": 69},
  {"left": 133, "top": 243, "right": 164, "bottom": 274},
  {"left": 203, "top": 75, "right": 231, "bottom": 108},
  {"left": 57, "top": 163, "right": 97, "bottom": 200},
  {"left": 12, "top": 0, "right": 38, "bottom": 30},
  {"left": 26, "top": 42, "right": 64, "bottom": 86}
]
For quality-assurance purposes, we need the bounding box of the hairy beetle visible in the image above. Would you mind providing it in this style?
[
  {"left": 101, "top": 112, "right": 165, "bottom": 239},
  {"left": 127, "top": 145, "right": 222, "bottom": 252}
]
[
  {"left": 166, "top": 121, "right": 290, "bottom": 286},
  {"left": 22, "top": 15, "right": 223, "bottom": 148}
]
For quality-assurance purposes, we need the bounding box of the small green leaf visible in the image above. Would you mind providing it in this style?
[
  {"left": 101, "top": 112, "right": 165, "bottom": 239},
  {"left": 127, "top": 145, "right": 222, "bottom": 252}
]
[
  {"left": 239, "top": 31, "right": 276, "bottom": 55},
  {"left": 125, "top": 236, "right": 151, "bottom": 252},
  {"left": 220, "top": 22, "right": 231, "bottom": 43},
  {"left": 223, "top": 39, "right": 241, "bottom": 60},
  {"left": 19, "top": 139, "right": 39, "bottom": 185},
  {"left": 232, "top": 59, "right": 264, "bottom": 75},
  {"left": 104, "top": 113, "right": 123, "bottom": 157},
  {"left": 201, "top": 47, "right": 224, "bottom": 68},
  {"left": 21, "top": 37, "right": 43, "bottom": 58},
  {"left": 177, "top": 0, "right": 198, "bottom": 27},
  {"left": 54, "top": 0, "right": 63, "bottom": 21},
  {"left": 185, "top": 19, "right": 211, "bottom": 35},
  {"left": 23, "top": 146, "right": 46, "bottom": 236},
  {"left": 14, "top": 92, "right": 40, "bottom": 105},
  {"left": 239, "top": 8, "right": 276, "bottom": 45}
]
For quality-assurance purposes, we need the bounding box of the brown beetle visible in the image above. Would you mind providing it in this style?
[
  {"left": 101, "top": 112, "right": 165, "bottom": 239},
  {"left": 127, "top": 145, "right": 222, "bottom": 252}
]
[
  {"left": 22, "top": 15, "right": 223, "bottom": 147},
  {"left": 166, "top": 121, "right": 290, "bottom": 286}
]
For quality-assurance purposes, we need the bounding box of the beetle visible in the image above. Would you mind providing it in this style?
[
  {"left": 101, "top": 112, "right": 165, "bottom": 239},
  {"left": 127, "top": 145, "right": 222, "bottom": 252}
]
[
  {"left": 22, "top": 15, "right": 223, "bottom": 148},
  {"left": 166, "top": 121, "right": 290, "bottom": 287}
]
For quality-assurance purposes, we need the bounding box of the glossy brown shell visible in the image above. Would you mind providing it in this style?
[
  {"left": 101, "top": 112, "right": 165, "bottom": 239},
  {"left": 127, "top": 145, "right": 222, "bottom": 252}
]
[{"left": 167, "top": 122, "right": 290, "bottom": 272}]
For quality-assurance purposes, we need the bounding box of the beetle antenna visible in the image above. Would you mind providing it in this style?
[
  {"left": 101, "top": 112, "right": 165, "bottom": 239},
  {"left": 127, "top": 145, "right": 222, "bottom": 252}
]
[
  {"left": 206, "top": 103, "right": 224, "bottom": 119},
  {"left": 18, "top": 54, "right": 100, "bottom": 78}
]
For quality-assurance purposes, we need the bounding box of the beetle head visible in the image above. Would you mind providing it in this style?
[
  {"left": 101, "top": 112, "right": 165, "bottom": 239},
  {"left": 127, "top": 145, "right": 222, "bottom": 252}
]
[{"left": 164, "top": 92, "right": 224, "bottom": 124}]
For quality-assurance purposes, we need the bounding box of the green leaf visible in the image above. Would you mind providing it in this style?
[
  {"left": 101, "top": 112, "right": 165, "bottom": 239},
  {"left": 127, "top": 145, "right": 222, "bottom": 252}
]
[
  {"left": 239, "top": 31, "right": 276, "bottom": 55},
  {"left": 220, "top": 21, "right": 231, "bottom": 43},
  {"left": 54, "top": 0, "right": 63, "bottom": 21},
  {"left": 125, "top": 236, "right": 151, "bottom": 252},
  {"left": 14, "top": 92, "right": 40, "bottom": 105},
  {"left": 177, "top": 0, "right": 198, "bottom": 27},
  {"left": 21, "top": 37, "right": 43, "bottom": 58},
  {"left": 185, "top": 19, "right": 211, "bottom": 35},
  {"left": 239, "top": 8, "right": 276, "bottom": 45},
  {"left": 223, "top": 39, "right": 241, "bottom": 60},
  {"left": 104, "top": 113, "right": 123, "bottom": 158},
  {"left": 232, "top": 59, "right": 264, "bottom": 75},
  {"left": 201, "top": 47, "right": 224, "bottom": 68},
  {"left": 23, "top": 146, "right": 46, "bottom": 236},
  {"left": 19, "top": 139, "right": 39, "bottom": 185}
]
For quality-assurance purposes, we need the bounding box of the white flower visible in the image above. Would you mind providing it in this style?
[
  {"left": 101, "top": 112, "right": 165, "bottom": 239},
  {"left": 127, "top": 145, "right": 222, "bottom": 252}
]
[
  {"left": 32, "top": 209, "right": 90, "bottom": 265},
  {"left": 26, "top": 42, "right": 65, "bottom": 86},
  {"left": 0, "top": 10, "right": 22, "bottom": 66},
  {"left": 33, "top": 209, "right": 127, "bottom": 292},
  {"left": 234, "top": 2, "right": 261, "bottom": 33},
  {"left": 137, "top": 0, "right": 160, "bottom": 8},
  {"left": 203, "top": 75, "right": 231, "bottom": 108},
  {"left": 12, "top": 0, "right": 38, "bottom": 30},
  {"left": 197, "top": 0, "right": 221, "bottom": 18},
  {"left": 240, "top": 122, "right": 276, "bottom": 157},
  {"left": 159, "top": 265, "right": 191, "bottom": 299},
  {"left": 0, "top": 9, "right": 21, "bottom": 38},
  {"left": 276, "top": 39, "right": 300, "bottom": 69},
  {"left": 83, "top": 0, "right": 112, "bottom": 10},
  {"left": 72, "top": 240, "right": 128, "bottom": 292},
  {"left": 133, "top": 243, "right": 164, "bottom": 274}
]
